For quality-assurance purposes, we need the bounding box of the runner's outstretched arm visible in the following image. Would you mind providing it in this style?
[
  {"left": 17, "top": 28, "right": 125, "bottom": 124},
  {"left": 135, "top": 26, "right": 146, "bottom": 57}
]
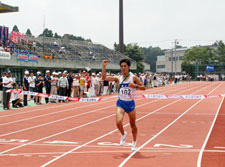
[{"left": 102, "top": 60, "right": 119, "bottom": 82}]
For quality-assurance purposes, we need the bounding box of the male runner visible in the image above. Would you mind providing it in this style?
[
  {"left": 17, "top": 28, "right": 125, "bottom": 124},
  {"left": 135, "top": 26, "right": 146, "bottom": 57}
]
[{"left": 102, "top": 59, "right": 145, "bottom": 151}]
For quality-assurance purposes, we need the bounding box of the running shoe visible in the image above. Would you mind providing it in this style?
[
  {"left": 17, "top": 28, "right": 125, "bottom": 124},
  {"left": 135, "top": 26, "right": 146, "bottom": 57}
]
[
  {"left": 120, "top": 131, "right": 127, "bottom": 145},
  {"left": 131, "top": 141, "right": 137, "bottom": 151}
]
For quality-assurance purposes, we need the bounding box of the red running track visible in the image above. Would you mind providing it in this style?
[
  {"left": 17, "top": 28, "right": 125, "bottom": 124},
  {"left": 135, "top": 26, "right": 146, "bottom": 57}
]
[{"left": 0, "top": 82, "right": 224, "bottom": 167}]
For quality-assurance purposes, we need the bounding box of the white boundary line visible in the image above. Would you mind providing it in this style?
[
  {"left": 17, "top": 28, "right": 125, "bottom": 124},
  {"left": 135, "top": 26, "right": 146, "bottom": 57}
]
[
  {"left": 0, "top": 83, "right": 198, "bottom": 136},
  {"left": 0, "top": 96, "right": 113, "bottom": 118},
  {"left": 0, "top": 81, "right": 190, "bottom": 125},
  {"left": 118, "top": 83, "right": 222, "bottom": 167},
  {"left": 0, "top": 87, "right": 187, "bottom": 154},
  {"left": 2, "top": 149, "right": 225, "bottom": 157},
  {"left": 0, "top": 105, "right": 117, "bottom": 137},
  {"left": 0, "top": 99, "right": 116, "bottom": 126},
  {"left": 40, "top": 99, "right": 183, "bottom": 167},
  {"left": 0, "top": 83, "right": 215, "bottom": 164},
  {"left": 40, "top": 83, "right": 217, "bottom": 167},
  {"left": 0, "top": 82, "right": 190, "bottom": 119},
  {"left": 197, "top": 95, "right": 225, "bottom": 167}
]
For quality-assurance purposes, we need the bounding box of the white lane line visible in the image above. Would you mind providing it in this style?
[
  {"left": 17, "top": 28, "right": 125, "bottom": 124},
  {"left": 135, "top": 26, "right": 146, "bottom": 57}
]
[
  {"left": 0, "top": 99, "right": 116, "bottom": 126},
  {"left": 0, "top": 83, "right": 181, "bottom": 126},
  {"left": 0, "top": 82, "right": 194, "bottom": 119},
  {"left": 0, "top": 114, "right": 115, "bottom": 155},
  {"left": 0, "top": 83, "right": 211, "bottom": 159},
  {"left": 197, "top": 95, "right": 225, "bottom": 167},
  {"left": 39, "top": 83, "right": 217, "bottom": 167},
  {"left": 119, "top": 83, "right": 222, "bottom": 167},
  {"left": 0, "top": 101, "right": 81, "bottom": 118},
  {"left": 214, "top": 146, "right": 225, "bottom": 149},
  {"left": 40, "top": 99, "right": 182, "bottom": 167},
  {"left": 0, "top": 97, "right": 170, "bottom": 156},
  {"left": 0, "top": 105, "right": 116, "bottom": 137},
  {"left": 4, "top": 149, "right": 225, "bottom": 157},
  {"left": 0, "top": 83, "right": 198, "bottom": 137}
]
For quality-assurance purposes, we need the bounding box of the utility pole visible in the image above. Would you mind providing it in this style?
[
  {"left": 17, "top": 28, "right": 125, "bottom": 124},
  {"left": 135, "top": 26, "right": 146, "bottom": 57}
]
[
  {"left": 174, "top": 39, "right": 177, "bottom": 74},
  {"left": 171, "top": 43, "right": 173, "bottom": 74},
  {"left": 119, "top": 0, "right": 124, "bottom": 54}
]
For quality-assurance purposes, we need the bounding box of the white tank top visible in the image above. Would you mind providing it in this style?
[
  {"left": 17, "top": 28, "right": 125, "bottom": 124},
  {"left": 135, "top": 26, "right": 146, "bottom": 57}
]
[{"left": 118, "top": 72, "right": 136, "bottom": 101}]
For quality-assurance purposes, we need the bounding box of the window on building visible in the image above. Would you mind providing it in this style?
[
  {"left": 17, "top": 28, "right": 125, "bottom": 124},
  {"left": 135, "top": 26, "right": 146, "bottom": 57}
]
[{"left": 157, "top": 65, "right": 165, "bottom": 69}]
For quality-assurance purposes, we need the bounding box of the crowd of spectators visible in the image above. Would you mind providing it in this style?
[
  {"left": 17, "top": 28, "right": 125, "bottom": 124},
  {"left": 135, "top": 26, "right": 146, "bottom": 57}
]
[
  {"left": 0, "top": 39, "right": 34, "bottom": 55},
  {"left": 197, "top": 74, "right": 222, "bottom": 81},
  {"left": 0, "top": 69, "right": 193, "bottom": 110}
]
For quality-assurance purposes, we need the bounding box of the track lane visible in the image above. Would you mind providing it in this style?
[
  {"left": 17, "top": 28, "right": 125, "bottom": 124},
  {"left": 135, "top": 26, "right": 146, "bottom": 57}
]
[
  {"left": 37, "top": 82, "right": 219, "bottom": 167},
  {"left": 0, "top": 82, "right": 220, "bottom": 167},
  {"left": 118, "top": 82, "right": 225, "bottom": 167}
]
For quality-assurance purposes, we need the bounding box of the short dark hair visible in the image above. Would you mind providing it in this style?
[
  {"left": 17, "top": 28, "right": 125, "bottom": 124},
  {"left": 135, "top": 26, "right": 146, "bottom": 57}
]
[{"left": 120, "top": 59, "right": 131, "bottom": 66}]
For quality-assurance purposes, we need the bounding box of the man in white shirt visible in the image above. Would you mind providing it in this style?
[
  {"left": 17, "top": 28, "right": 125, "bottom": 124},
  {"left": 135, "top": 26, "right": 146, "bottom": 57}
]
[
  {"left": 28, "top": 72, "right": 36, "bottom": 101},
  {"left": 3, "top": 71, "right": 14, "bottom": 110},
  {"left": 50, "top": 72, "right": 58, "bottom": 103},
  {"left": 91, "top": 73, "right": 97, "bottom": 96}
]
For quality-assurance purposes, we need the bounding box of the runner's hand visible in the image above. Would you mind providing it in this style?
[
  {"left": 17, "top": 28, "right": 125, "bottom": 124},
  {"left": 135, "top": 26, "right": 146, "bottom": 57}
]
[
  {"left": 129, "top": 82, "right": 136, "bottom": 88},
  {"left": 102, "top": 60, "right": 109, "bottom": 67}
]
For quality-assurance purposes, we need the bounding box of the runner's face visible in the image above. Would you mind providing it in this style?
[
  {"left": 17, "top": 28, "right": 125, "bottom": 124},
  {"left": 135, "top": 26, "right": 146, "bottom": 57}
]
[{"left": 120, "top": 62, "right": 130, "bottom": 74}]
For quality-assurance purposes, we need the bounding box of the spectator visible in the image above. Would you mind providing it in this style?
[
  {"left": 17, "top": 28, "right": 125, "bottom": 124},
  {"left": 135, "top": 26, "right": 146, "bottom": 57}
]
[
  {"left": 97, "top": 74, "right": 102, "bottom": 96},
  {"left": 79, "top": 71, "right": 86, "bottom": 98},
  {"left": 85, "top": 73, "right": 91, "bottom": 92},
  {"left": 0, "top": 72, "right": 6, "bottom": 107},
  {"left": 67, "top": 72, "right": 73, "bottom": 97},
  {"left": 11, "top": 84, "right": 24, "bottom": 108},
  {"left": 3, "top": 71, "right": 14, "bottom": 110},
  {"left": 58, "top": 71, "right": 68, "bottom": 102},
  {"left": 22, "top": 71, "right": 30, "bottom": 106},
  {"left": 50, "top": 72, "right": 58, "bottom": 103},
  {"left": 103, "top": 79, "right": 109, "bottom": 96},
  {"left": 72, "top": 75, "right": 80, "bottom": 97},
  {"left": 35, "top": 74, "right": 45, "bottom": 104},
  {"left": 28, "top": 72, "right": 36, "bottom": 101},
  {"left": 44, "top": 70, "right": 52, "bottom": 104},
  {"left": 54, "top": 41, "right": 58, "bottom": 47},
  {"left": 91, "top": 73, "right": 97, "bottom": 97}
]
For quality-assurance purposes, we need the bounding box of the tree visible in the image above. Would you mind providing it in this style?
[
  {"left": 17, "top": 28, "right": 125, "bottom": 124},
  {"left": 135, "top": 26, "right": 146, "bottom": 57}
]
[
  {"left": 182, "top": 46, "right": 216, "bottom": 65},
  {"left": 39, "top": 28, "right": 53, "bottom": 38},
  {"left": 26, "top": 28, "right": 32, "bottom": 36},
  {"left": 124, "top": 44, "right": 144, "bottom": 62},
  {"left": 215, "top": 40, "right": 225, "bottom": 64},
  {"left": 137, "top": 62, "right": 144, "bottom": 73},
  {"left": 114, "top": 43, "right": 144, "bottom": 72},
  {"left": 12, "top": 25, "right": 19, "bottom": 32},
  {"left": 54, "top": 32, "right": 61, "bottom": 39},
  {"left": 141, "top": 46, "right": 164, "bottom": 72}
]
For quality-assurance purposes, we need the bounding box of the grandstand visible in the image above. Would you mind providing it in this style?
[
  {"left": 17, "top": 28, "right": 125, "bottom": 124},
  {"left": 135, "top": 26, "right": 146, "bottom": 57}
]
[
  {"left": 1, "top": 33, "right": 136, "bottom": 85},
  {"left": 0, "top": 2, "right": 18, "bottom": 13},
  {"left": 28, "top": 35, "right": 136, "bottom": 64}
]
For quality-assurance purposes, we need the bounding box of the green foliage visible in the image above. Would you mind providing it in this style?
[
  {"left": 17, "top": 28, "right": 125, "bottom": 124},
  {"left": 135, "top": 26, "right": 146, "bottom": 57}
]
[
  {"left": 54, "top": 32, "right": 61, "bottom": 39},
  {"left": 114, "top": 43, "right": 144, "bottom": 72},
  {"left": 137, "top": 61, "right": 144, "bottom": 73},
  {"left": 215, "top": 40, "right": 225, "bottom": 64},
  {"left": 124, "top": 44, "right": 144, "bottom": 62},
  {"left": 141, "top": 46, "right": 164, "bottom": 72},
  {"left": 12, "top": 25, "right": 19, "bottom": 32},
  {"left": 25, "top": 28, "right": 32, "bottom": 36},
  {"left": 65, "top": 34, "right": 91, "bottom": 42},
  {"left": 114, "top": 43, "right": 144, "bottom": 62},
  {"left": 182, "top": 46, "right": 216, "bottom": 65},
  {"left": 39, "top": 28, "right": 53, "bottom": 38}
]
